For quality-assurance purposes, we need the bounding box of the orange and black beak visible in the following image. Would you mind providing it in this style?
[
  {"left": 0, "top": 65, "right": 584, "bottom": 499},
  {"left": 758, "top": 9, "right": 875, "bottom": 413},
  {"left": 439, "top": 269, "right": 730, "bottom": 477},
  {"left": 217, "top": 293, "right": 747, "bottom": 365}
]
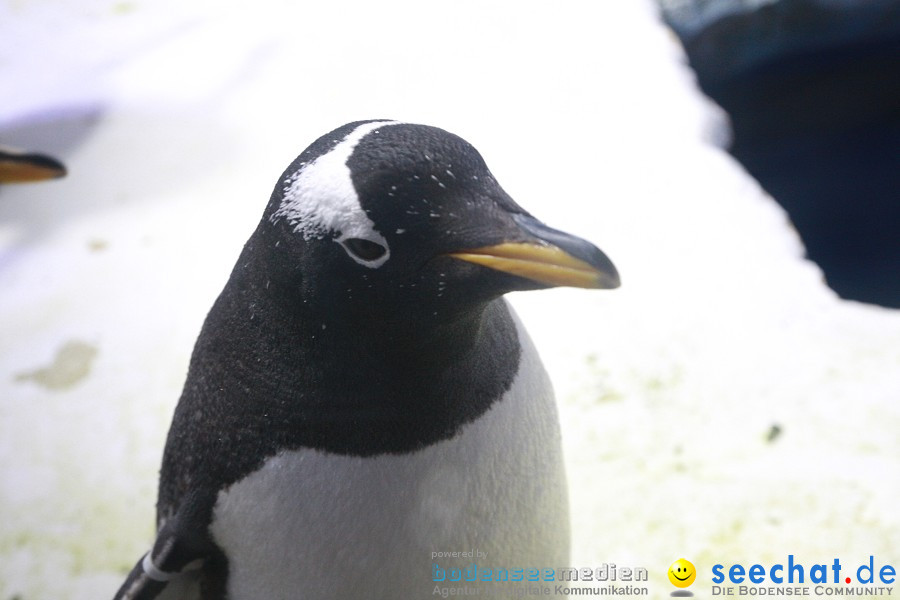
[
  {"left": 447, "top": 213, "right": 620, "bottom": 290},
  {"left": 0, "top": 147, "right": 67, "bottom": 184}
]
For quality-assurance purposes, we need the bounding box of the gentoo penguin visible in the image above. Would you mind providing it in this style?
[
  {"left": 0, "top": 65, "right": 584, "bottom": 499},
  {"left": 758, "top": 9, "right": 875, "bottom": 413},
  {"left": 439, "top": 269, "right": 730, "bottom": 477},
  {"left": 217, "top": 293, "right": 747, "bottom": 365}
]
[
  {"left": 0, "top": 145, "right": 66, "bottom": 183},
  {"left": 113, "top": 120, "right": 619, "bottom": 600}
]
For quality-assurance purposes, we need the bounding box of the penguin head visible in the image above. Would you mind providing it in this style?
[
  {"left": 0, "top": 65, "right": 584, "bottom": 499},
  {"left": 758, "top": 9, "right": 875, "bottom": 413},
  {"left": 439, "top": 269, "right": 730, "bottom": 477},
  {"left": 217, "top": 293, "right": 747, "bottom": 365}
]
[{"left": 259, "top": 120, "right": 619, "bottom": 325}]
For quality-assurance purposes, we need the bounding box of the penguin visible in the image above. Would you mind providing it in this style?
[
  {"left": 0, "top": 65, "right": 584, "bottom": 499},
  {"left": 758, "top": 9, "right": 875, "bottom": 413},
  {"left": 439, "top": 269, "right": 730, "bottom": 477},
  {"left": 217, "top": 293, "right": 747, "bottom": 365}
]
[
  {"left": 0, "top": 145, "right": 66, "bottom": 183},
  {"left": 113, "top": 120, "right": 619, "bottom": 600}
]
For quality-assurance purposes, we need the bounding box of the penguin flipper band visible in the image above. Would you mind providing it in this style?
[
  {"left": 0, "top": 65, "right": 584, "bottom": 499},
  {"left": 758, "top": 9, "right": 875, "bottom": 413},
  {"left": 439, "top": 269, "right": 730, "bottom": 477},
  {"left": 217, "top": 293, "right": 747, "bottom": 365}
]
[
  {"left": 113, "top": 548, "right": 205, "bottom": 600},
  {"left": 112, "top": 515, "right": 211, "bottom": 600},
  {"left": 111, "top": 553, "right": 171, "bottom": 600},
  {"left": 141, "top": 552, "right": 175, "bottom": 582}
]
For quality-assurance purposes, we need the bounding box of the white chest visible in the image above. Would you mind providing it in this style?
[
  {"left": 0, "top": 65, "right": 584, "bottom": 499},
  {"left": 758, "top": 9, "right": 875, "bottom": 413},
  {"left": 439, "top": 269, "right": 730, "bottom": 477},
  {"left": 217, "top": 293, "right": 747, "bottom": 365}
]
[{"left": 208, "top": 311, "right": 569, "bottom": 600}]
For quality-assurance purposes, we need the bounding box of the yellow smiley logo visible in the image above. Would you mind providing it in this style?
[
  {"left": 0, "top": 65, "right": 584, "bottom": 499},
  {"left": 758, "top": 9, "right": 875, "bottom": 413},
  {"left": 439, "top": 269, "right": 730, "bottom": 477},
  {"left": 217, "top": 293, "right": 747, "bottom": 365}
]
[{"left": 668, "top": 558, "right": 697, "bottom": 588}]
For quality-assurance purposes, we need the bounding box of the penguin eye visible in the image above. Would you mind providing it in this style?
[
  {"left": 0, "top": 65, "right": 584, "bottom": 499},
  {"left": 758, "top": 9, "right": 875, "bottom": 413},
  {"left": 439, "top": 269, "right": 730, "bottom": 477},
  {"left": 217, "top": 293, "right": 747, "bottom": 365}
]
[{"left": 339, "top": 237, "right": 389, "bottom": 265}]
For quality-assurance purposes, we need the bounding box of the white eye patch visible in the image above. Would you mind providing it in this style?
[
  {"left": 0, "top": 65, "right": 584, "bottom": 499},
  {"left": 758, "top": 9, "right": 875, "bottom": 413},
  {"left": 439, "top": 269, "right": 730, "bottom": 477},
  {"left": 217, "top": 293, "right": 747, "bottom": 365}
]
[{"left": 272, "top": 120, "right": 402, "bottom": 268}]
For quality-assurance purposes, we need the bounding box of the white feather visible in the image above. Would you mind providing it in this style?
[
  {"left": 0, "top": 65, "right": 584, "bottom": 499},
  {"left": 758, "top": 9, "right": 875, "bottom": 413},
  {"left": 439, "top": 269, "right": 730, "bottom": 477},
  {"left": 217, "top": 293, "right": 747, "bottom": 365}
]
[{"left": 272, "top": 120, "right": 402, "bottom": 268}]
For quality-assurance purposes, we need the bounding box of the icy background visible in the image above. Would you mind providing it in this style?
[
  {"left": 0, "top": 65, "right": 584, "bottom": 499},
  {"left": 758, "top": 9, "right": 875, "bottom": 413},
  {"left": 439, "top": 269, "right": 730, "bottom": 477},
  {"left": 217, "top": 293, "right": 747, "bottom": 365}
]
[{"left": 1, "top": 1, "right": 898, "bottom": 598}]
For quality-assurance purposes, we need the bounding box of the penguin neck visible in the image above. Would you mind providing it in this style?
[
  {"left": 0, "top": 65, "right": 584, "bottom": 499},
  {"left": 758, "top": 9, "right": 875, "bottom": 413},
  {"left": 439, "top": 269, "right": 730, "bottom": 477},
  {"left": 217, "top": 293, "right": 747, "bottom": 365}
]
[
  {"left": 192, "top": 261, "right": 522, "bottom": 456},
  {"left": 320, "top": 301, "right": 487, "bottom": 363},
  {"left": 280, "top": 283, "right": 497, "bottom": 383}
]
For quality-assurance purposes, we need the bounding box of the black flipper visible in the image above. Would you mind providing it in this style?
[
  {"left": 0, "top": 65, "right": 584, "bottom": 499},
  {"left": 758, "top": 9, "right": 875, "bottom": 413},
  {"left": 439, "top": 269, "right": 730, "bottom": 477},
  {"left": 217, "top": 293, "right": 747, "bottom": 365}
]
[
  {"left": 113, "top": 492, "right": 220, "bottom": 600},
  {"left": 114, "top": 555, "right": 170, "bottom": 600}
]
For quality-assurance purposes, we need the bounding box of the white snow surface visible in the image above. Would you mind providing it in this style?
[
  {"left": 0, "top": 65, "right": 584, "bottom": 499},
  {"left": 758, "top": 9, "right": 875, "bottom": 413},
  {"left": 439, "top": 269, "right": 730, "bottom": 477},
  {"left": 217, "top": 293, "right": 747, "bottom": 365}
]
[{"left": 1, "top": 1, "right": 898, "bottom": 599}]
